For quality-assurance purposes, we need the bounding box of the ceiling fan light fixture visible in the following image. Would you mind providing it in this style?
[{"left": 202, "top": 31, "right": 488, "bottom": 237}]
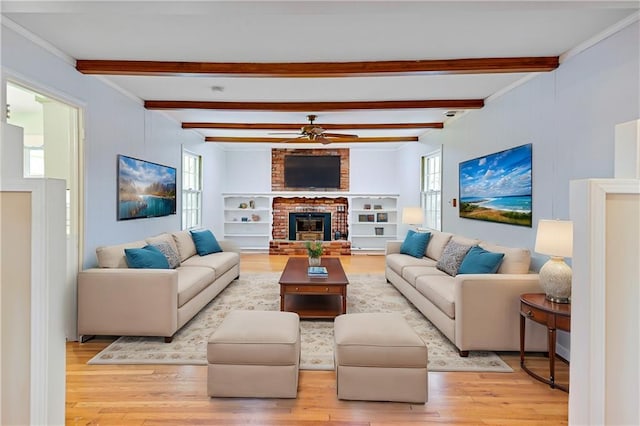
[{"left": 444, "top": 110, "right": 457, "bottom": 117}]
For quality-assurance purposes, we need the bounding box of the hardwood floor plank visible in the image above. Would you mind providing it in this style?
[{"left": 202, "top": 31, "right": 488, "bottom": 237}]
[{"left": 67, "top": 253, "right": 568, "bottom": 425}]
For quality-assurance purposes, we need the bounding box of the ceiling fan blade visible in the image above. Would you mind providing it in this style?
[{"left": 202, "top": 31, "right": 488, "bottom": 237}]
[
  {"left": 268, "top": 132, "right": 302, "bottom": 135},
  {"left": 279, "top": 136, "right": 308, "bottom": 143},
  {"left": 322, "top": 132, "right": 358, "bottom": 138},
  {"left": 316, "top": 136, "right": 333, "bottom": 145}
]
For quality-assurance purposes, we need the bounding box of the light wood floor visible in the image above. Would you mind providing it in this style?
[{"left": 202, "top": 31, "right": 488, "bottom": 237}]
[{"left": 67, "top": 253, "right": 569, "bottom": 425}]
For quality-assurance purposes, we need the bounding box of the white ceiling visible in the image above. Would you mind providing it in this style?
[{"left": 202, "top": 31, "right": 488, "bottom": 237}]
[{"left": 3, "top": 1, "right": 638, "bottom": 149}]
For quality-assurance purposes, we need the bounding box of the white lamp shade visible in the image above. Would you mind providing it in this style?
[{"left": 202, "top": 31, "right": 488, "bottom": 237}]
[
  {"left": 535, "top": 219, "right": 573, "bottom": 258},
  {"left": 402, "top": 207, "right": 423, "bottom": 225}
]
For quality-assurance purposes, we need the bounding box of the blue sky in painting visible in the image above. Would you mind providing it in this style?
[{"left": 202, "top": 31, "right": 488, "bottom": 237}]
[
  {"left": 119, "top": 156, "right": 175, "bottom": 187},
  {"left": 459, "top": 144, "right": 532, "bottom": 198}
]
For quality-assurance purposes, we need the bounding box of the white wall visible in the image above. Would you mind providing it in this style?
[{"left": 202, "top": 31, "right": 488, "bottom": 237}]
[
  {"left": 1, "top": 24, "right": 223, "bottom": 269},
  {"left": 222, "top": 146, "right": 402, "bottom": 195},
  {"left": 421, "top": 21, "right": 639, "bottom": 255}
]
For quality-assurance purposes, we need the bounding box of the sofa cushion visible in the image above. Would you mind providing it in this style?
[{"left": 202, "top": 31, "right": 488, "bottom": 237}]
[
  {"left": 402, "top": 265, "right": 447, "bottom": 287},
  {"left": 176, "top": 266, "right": 216, "bottom": 307},
  {"left": 146, "top": 233, "right": 180, "bottom": 258},
  {"left": 181, "top": 251, "right": 240, "bottom": 277},
  {"left": 479, "top": 242, "right": 531, "bottom": 274},
  {"left": 124, "top": 245, "right": 171, "bottom": 269},
  {"left": 190, "top": 229, "right": 223, "bottom": 256},
  {"left": 458, "top": 245, "right": 505, "bottom": 274},
  {"left": 425, "top": 230, "right": 454, "bottom": 261},
  {"left": 386, "top": 253, "right": 435, "bottom": 277},
  {"left": 451, "top": 235, "right": 480, "bottom": 247},
  {"left": 149, "top": 242, "right": 181, "bottom": 269},
  {"left": 436, "top": 240, "right": 472, "bottom": 276},
  {"left": 400, "top": 230, "right": 431, "bottom": 258},
  {"left": 172, "top": 230, "right": 197, "bottom": 262},
  {"left": 415, "top": 275, "right": 456, "bottom": 319},
  {"left": 96, "top": 240, "right": 146, "bottom": 268}
]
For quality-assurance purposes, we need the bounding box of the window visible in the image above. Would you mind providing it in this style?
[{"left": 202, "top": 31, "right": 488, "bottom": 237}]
[
  {"left": 421, "top": 150, "right": 442, "bottom": 231},
  {"left": 182, "top": 151, "right": 202, "bottom": 230}
]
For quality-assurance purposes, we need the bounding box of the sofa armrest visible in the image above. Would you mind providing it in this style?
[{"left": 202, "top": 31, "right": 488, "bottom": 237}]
[
  {"left": 385, "top": 240, "right": 403, "bottom": 255},
  {"left": 77, "top": 268, "right": 179, "bottom": 338},
  {"left": 218, "top": 239, "right": 240, "bottom": 254},
  {"left": 453, "top": 273, "right": 545, "bottom": 351}
]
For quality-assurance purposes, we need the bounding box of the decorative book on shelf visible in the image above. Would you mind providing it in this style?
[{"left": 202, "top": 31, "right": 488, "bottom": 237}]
[{"left": 308, "top": 266, "right": 328, "bottom": 277}]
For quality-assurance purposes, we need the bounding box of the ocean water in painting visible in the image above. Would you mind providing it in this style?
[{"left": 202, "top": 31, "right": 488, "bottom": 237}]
[{"left": 460, "top": 195, "right": 531, "bottom": 213}]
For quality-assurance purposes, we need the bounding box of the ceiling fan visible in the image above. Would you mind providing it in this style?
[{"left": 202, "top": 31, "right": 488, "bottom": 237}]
[{"left": 271, "top": 115, "right": 358, "bottom": 144}]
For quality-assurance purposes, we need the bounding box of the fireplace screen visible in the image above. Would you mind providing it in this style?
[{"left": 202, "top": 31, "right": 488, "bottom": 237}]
[{"left": 289, "top": 212, "right": 331, "bottom": 241}]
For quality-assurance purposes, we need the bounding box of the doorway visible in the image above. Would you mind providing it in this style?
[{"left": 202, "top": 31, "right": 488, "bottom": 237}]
[{"left": 6, "top": 81, "right": 83, "bottom": 340}]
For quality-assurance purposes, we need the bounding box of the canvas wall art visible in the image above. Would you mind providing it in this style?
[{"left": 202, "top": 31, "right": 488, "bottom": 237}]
[{"left": 458, "top": 144, "right": 532, "bottom": 227}]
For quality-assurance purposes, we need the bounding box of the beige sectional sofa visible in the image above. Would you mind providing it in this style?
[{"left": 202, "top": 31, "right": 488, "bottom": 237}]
[
  {"left": 78, "top": 230, "right": 240, "bottom": 342},
  {"left": 385, "top": 229, "right": 547, "bottom": 356}
]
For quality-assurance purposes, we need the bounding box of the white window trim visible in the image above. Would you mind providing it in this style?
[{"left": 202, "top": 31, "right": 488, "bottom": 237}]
[
  {"left": 182, "top": 150, "right": 202, "bottom": 230},
  {"left": 421, "top": 150, "right": 442, "bottom": 231}
]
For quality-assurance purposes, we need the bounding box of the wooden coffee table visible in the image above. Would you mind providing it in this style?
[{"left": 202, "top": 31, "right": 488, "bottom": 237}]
[{"left": 278, "top": 257, "right": 349, "bottom": 319}]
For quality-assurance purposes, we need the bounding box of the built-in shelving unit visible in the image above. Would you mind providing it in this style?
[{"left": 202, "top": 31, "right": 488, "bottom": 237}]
[
  {"left": 223, "top": 195, "right": 271, "bottom": 250},
  {"left": 350, "top": 196, "right": 398, "bottom": 251}
]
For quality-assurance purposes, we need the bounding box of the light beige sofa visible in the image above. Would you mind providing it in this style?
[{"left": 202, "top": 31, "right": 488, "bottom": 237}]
[
  {"left": 78, "top": 230, "right": 240, "bottom": 342},
  {"left": 385, "top": 229, "right": 547, "bottom": 356}
]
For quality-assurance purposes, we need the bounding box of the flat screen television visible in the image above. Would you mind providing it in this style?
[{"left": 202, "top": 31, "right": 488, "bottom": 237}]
[
  {"left": 284, "top": 155, "right": 341, "bottom": 189},
  {"left": 117, "top": 154, "right": 177, "bottom": 220}
]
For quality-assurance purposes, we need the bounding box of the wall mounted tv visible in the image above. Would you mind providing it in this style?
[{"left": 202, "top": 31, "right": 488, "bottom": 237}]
[
  {"left": 117, "top": 154, "right": 177, "bottom": 220},
  {"left": 284, "top": 155, "right": 341, "bottom": 189}
]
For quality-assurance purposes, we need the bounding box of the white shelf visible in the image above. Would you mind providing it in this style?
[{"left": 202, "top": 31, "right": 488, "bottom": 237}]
[
  {"left": 223, "top": 195, "right": 271, "bottom": 250},
  {"left": 350, "top": 196, "right": 398, "bottom": 251}
]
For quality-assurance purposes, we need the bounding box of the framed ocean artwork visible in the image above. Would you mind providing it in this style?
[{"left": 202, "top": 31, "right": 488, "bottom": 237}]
[{"left": 458, "top": 144, "right": 532, "bottom": 227}]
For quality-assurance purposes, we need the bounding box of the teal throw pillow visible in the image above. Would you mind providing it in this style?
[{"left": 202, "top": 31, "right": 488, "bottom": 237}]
[
  {"left": 458, "top": 245, "right": 505, "bottom": 274},
  {"left": 400, "top": 230, "right": 431, "bottom": 258},
  {"left": 124, "top": 245, "right": 171, "bottom": 269},
  {"left": 190, "top": 229, "right": 222, "bottom": 256}
]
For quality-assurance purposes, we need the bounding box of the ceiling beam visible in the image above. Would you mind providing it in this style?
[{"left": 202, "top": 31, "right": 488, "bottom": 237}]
[
  {"left": 147, "top": 99, "right": 484, "bottom": 111},
  {"left": 205, "top": 136, "right": 419, "bottom": 143},
  {"left": 76, "top": 57, "right": 559, "bottom": 77},
  {"left": 183, "top": 122, "right": 444, "bottom": 130}
]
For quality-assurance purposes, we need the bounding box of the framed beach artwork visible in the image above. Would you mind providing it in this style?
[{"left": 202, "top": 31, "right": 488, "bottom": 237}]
[
  {"left": 458, "top": 143, "right": 532, "bottom": 227},
  {"left": 117, "top": 155, "right": 177, "bottom": 220}
]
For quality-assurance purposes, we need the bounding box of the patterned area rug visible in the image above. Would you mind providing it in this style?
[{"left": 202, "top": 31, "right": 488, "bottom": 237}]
[{"left": 88, "top": 273, "right": 512, "bottom": 372}]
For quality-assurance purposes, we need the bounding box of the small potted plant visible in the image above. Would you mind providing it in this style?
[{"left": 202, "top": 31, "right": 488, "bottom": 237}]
[{"left": 305, "top": 240, "right": 324, "bottom": 266}]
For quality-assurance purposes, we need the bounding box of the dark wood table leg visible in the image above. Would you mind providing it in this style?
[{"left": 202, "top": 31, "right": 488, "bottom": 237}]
[
  {"left": 548, "top": 327, "right": 557, "bottom": 388},
  {"left": 280, "top": 288, "right": 285, "bottom": 311},
  {"left": 520, "top": 313, "right": 526, "bottom": 366},
  {"left": 341, "top": 288, "right": 347, "bottom": 314}
]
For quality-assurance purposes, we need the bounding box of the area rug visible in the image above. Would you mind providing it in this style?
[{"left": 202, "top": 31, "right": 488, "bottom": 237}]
[{"left": 88, "top": 273, "right": 512, "bottom": 372}]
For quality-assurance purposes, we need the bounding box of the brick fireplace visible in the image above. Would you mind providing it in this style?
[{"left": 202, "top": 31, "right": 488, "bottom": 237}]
[{"left": 269, "top": 196, "right": 351, "bottom": 255}]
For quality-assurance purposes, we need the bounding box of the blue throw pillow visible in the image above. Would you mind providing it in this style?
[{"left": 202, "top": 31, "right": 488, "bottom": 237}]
[
  {"left": 400, "top": 230, "right": 431, "bottom": 258},
  {"left": 190, "top": 229, "right": 222, "bottom": 256},
  {"left": 124, "top": 245, "right": 170, "bottom": 269},
  {"left": 458, "top": 245, "right": 505, "bottom": 274}
]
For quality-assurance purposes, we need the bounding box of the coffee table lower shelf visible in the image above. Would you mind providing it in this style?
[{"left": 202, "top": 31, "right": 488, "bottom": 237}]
[{"left": 282, "top": 294, "right": 343, "bottom": 319}]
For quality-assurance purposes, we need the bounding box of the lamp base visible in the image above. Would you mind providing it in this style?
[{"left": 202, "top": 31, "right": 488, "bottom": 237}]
[
  {"left": 539, "top": 256, "right": 572, "bottom": 304},
  {"left": 545, "top": 294, "right": 571, "bottom": 304}
]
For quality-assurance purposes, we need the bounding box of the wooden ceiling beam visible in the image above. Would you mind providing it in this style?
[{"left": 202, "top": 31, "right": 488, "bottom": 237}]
[
  {"left": 76, "top": 57, "right": 559, "bottom": 77},
  {"left": 147, "top": 99, "right": 483, "bottom": 111},
  {"left": 205, "top": 136, "right": 419, "bottom": 143},
  {"left": 183, "top": 122, "right": 444, "bottom": 130}
]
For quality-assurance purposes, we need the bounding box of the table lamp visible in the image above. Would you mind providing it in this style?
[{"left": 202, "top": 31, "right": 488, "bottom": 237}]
[
  {"left": 402, "top": 207, "right": 423, "bottom": 230},
  {"left": 534, "top": 219, "right": 573, "bottom": 303}
]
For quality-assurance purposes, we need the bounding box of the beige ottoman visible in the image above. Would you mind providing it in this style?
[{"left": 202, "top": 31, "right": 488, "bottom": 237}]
[
  {"left": 207, "top": 310, "right": 300, "bottom": 398},
  {"left": 334, "top": 312, "right": 428, "bottom": 403}
]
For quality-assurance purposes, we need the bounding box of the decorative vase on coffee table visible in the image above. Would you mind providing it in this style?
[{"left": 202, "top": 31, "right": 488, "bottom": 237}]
[{"left": 308, "top": 256, "right": 321, "bottom": 267}]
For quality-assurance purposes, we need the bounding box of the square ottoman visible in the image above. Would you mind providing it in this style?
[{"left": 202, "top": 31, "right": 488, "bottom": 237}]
[
  {"left": 334, "top": 312, "right": 428, "bottom": 403},
  {"left": 207, "top": 310, "right": 300, "bottom": 398}
]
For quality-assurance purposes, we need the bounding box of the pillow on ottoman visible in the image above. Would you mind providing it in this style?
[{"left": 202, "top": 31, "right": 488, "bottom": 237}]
[{"left": 436, "top": 240, "right": 472, "bottom": 276}]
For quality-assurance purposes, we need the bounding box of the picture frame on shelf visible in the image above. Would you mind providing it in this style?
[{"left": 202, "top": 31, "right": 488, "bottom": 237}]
[
  {"left": 373, "top": 204, "right": 383, "bottom": 210},
  {"left": 358, "top": 214, "right": 375, "bottom": 222},
  {"left": 363, "top": 203, "right": 371, "bottom": 210},
  {"left": 376, "top": 212, "right": 388, "bottom": 222},
  {"left": 375, "top": 227, "right": 384, "bottom": 236}
]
